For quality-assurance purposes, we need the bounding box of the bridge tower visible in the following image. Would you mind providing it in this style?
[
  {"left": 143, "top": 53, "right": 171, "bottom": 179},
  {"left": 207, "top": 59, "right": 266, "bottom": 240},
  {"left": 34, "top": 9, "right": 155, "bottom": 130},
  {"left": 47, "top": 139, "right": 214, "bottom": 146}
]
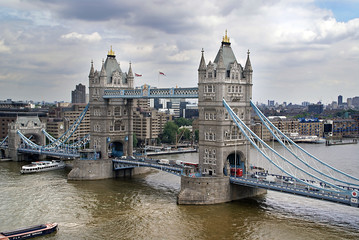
[
  {"left": 178, "top": 31, "right": 265, "bottom": 204},
  {"left": 8, "top": 116, "right": 46, "bottom": 161},
  {"left": 88, "top": 47, "right": 134, "bottom": 159},
  {"left": 198, "top": 31, "right": 253, "bottom": 177}
]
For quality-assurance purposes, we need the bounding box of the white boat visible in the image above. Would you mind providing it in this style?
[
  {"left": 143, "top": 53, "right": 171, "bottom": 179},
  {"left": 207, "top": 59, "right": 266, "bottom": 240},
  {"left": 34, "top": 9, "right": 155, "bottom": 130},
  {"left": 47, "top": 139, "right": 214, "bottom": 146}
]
[
  {"left": 20, "top": 160, "right": 65, "bottom": 174},
  {"left": 288, "top": 133, "right": 325, "bottom": 144}
]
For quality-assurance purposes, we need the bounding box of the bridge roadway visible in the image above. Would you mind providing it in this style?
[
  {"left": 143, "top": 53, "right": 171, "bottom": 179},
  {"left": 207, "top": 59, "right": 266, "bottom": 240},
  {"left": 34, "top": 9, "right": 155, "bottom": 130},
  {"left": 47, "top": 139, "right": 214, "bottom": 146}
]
[
  {"left": 17, "top": 145, "right": 80, "bottom": 158},
  {"left": 113, "top": 158, "right": 184, "bottom": 176},
  {"left": 112, "top": 158, "right": 359, "bottom": 208}
]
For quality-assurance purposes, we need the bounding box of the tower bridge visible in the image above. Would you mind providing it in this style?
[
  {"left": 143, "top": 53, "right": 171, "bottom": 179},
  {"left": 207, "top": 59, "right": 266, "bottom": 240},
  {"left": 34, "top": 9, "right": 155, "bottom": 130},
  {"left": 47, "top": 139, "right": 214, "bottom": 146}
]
[{"left": 3, "top": 31, "right": 359, "bottom": 207}]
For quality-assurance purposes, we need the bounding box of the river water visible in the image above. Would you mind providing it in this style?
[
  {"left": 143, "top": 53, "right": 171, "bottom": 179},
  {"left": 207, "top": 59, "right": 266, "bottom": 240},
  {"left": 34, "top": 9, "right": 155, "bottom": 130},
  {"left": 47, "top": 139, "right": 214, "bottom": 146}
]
[{"left": 1, "top": 143, "right": 359, "bottom": 239}]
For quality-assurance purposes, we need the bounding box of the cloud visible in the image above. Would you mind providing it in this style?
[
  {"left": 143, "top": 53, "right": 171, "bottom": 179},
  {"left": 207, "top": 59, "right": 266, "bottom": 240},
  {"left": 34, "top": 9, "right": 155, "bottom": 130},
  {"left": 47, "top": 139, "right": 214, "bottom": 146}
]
[
  {"left": 0, "top": 0, "right": 358, "bottom": 104},
  {"left": 61, "top": 32, "right": 102, "bottom": 42},
  {"left": 0, "top": 40, "right": 11, "bottom": 53}
]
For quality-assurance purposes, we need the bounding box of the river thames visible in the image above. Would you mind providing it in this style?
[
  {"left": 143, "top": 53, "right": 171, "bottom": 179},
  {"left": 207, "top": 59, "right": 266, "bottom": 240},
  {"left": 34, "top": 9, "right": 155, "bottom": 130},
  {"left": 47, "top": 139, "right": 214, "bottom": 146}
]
[{"left": 1, "top": 143, "right": 359, "bottom": 239}]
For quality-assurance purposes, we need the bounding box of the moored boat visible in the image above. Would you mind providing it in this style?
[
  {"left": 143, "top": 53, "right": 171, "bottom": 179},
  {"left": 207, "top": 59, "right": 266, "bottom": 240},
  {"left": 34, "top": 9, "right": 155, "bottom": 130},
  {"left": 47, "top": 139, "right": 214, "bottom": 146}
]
[
  {"left": 20, "top": 160, "right": 65, "bottom": 174},
  {"left": 0, "top": 223, "right": 58, "bottom": 240}
]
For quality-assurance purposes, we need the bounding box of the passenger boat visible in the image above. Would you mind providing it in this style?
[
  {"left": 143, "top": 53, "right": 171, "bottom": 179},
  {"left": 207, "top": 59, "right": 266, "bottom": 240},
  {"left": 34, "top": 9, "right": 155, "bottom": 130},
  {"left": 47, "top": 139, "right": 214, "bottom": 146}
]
[
  {"left": 0, "top": 223, "right": 58, "bottom": 240},
  {"left": 20, "top": 160, "right": 65, "bottom": 174}
]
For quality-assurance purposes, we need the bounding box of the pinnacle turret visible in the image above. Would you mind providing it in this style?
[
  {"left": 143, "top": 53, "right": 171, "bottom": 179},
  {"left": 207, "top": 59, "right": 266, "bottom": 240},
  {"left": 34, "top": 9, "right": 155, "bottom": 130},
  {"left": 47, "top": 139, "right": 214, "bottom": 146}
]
[
  {"left": 128, "top": 62, "right": 134, "bottom": 78},
  {"left": 127, "top": 62, "right": 134, "bottom": 88},
  {"left": 198, "top": 48, "right": 206, "bottom": 70},
  {"left": 100, "top": 59, "right": 107, "bottom": 77},
  {"left": 217, "top": 47, "right": 225, "bottom": 70},
  {"left": 244, "top": 49, "right": 252, "bottom": 72},
  {"left": 89, "top": 60, "right": 94, "bottom": 78}
]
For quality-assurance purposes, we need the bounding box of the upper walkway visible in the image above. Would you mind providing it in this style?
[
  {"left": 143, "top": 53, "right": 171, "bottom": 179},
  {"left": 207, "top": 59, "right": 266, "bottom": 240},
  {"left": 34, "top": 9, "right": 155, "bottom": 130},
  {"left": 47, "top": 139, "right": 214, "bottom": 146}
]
[{"left": 103, "top": 85, "right": 198, "bottom": 99}]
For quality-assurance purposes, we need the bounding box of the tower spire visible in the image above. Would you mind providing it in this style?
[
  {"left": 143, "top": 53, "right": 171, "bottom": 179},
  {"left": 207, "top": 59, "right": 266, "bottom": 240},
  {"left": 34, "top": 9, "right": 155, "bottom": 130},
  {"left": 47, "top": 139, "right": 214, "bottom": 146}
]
[
  {"left": 222, "top": 30, "right": 231, "bottom": 45},
  {"left": 108, "top": 45, "right": 115, "bottom": 57}
]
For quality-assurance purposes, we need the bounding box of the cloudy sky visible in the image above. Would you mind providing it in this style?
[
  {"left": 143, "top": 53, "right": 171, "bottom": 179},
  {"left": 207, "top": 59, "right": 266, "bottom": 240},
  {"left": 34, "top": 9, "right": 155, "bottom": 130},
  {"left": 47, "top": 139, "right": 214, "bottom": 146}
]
[{"left": 0, "top": 0, "right": 358, "bottom": 104}]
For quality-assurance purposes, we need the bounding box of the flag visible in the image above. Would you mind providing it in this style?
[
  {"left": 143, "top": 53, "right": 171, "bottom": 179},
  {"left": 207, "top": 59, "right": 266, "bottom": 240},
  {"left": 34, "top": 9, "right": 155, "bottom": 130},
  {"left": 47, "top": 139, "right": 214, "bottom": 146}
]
[
  {"left": 159, "top": 71, "right": 166, "bottom": 76},
  {"left": 135, "top": 73, "right": 142, "bottom": 77}
]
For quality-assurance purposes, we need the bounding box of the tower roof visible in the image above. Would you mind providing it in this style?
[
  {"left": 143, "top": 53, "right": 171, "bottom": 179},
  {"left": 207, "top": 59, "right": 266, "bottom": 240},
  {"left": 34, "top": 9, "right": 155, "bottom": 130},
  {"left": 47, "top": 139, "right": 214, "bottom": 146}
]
[
  {"left": 104, "top": 47, "right": 123, "bottom": 83},
  {"left": 214, "top": 31, "right": 237, "bottom": 70}
]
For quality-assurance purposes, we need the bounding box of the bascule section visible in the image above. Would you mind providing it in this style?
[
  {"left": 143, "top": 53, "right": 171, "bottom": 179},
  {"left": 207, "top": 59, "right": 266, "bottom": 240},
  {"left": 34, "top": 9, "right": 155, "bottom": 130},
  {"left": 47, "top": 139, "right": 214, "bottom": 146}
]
[{"left": 88, "top": 47, "right": 134, "bottom": 160}]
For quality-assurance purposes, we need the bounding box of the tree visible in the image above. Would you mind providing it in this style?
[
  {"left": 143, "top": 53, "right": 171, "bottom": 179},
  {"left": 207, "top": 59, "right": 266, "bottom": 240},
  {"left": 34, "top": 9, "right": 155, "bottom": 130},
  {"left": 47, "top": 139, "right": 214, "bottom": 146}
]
[
  {"left": 178, "top": 128, "right": 191, "bottom": 141},
  {"left": 174, "top": 117, "right": 192, "bottom": 127},
  {"left": 194, "top": 129, "right": 199, "bottom": 142},
  {"left": 161, "top": 121, "right": 179, "bottom": 143},
  {"left": 133, "top": 133, "right": 138, "bottom": 147}
]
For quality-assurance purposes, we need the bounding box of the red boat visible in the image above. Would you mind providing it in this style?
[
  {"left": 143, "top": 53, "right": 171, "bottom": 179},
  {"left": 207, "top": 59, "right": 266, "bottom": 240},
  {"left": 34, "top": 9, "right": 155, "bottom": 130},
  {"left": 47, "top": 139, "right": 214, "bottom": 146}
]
[{"left": 0, "top": 223, "right": 58, "bottom": 240}]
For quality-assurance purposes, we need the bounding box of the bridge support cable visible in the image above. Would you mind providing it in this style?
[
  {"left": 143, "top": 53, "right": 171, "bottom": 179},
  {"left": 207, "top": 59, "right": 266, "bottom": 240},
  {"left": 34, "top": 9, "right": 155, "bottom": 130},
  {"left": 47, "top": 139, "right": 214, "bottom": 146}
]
[
  {"left": 42, "top": 129, "right": 56, "bottom": 143},
  {"left": 18, "top": 130, "right": 89, "bottom": 152},
  {"left": 41, "top": 129, "right": 90, "bottom": 149},
  {"left": 0, "top": 136, "right": 8, "bottom": 147},
  {"left": 17, "top": 131, "right": 40, "bottom": 149},
  {"left": 250, "top": 101, "right": 359, "bottom": 188},
  {"left": 44, "top": 103, "right": 89, "bottom": 149},
  {"left": 15, "top": 105, "right": 90, "bottom": 158},
  {"left": 68, "top": 134, "right": 90, "bottom": 148},
  {"left": 223, "top": 99, "right": 348, "bottom": 194}
]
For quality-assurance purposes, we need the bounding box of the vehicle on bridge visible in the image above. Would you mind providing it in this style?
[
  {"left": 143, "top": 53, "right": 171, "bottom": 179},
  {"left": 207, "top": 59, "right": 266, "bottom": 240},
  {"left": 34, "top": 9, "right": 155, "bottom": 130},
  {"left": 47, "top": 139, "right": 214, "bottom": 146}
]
[
  {"left": 157, "top": 159, "right": 170, "bottom": 165},
  {"left": 230, "top": 168, "right": 243, "bottom": 177},
  {"left": 263, "top": 175, "right": 277, "bottom": 183}
]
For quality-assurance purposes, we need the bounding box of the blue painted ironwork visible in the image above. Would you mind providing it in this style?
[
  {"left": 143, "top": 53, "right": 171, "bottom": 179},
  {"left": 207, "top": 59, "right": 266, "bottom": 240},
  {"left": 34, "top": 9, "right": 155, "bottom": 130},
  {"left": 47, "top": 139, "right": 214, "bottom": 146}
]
[
  {"left": 230, "top": 175, "right": 358, "bottom": 208},
  {"left": 113, "top": 159, "right": 183, "bottom": 176},
  {"left": 42, "top": 129, "right": 56, "bottom": 143},
  {"left": 103, "top": 85, "right": 198, "bottom": 99},
  {"left": 44, "top": 103, "right": 89, "bottom": 149},
  {"left": 0, "top": 136, "right": 8, "bottom": 149},
  {"left": 223, "top": 99, "right": 359, "bottom": 193},
  {"left": 250, "top": 100, "right": 359, "bottom": 187},
  {"left": 15, "top": 104, "right": 90, "bottom": 158},
  {"left": 17, "top": 144, "right": 80, "bottom": 158},
  {"left": 222, "top": 99, "right": 359, "bottom": 207}
]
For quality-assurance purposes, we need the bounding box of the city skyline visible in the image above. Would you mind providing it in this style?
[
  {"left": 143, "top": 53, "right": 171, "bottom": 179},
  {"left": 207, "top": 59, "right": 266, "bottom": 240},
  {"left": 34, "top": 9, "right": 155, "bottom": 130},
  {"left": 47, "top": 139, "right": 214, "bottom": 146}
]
[{"left": 0, "top": 0, "right": 358, "bottom": 104}]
